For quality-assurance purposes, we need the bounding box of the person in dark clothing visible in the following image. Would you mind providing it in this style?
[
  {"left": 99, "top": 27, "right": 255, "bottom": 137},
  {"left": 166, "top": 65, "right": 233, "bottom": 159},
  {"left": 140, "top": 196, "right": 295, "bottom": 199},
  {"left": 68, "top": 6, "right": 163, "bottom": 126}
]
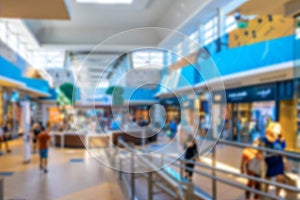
[
  {"left": 31, "top": 122, "right": 41, "bottom": 153},
  {"left": 262, "top": 122, "right": 286, "bottom": 197},
  {"left": 0, "top": 122, "right": 11, "bottom": 153},
  {"left": 184, "top": 135, "right": 198, "bottom": 181}
]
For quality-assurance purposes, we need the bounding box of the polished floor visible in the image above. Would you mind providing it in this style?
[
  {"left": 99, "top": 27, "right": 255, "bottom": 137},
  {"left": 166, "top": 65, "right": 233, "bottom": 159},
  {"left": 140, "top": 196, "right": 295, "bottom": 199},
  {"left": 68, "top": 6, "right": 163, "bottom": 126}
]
[
  {"left": 0, "top": 137, "right": 299, "bottom": 200},
  {"left": 0, "top": 139, "right": 126, "bottom": 200}
]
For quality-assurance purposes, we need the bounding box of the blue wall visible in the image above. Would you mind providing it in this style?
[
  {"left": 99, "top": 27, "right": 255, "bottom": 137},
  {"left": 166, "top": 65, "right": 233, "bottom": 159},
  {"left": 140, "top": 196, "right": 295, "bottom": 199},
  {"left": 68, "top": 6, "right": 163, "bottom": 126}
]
[
  {"left": 0, "top": 56, "right": 23, "bottom": 81},
  {"left": 123, "top": 87, "right": 158, "bottom": 101},
  {"left": 22, "top": 78, "right": 50, "bottom": 94},
  {"left": 16, "top": 56, "right": 28, "bottom": 75},
  {"left": 0, "top": 54, "right": 50, "bottom": 96},
  {"left": 209, "top": 35, "right": 294, "bottom": 76},
  {"left": 177, "top": 64, "right": 201, "bottom": 88},
  {"left": 178, "top": 35, "right": 295, "bottom": 88}
]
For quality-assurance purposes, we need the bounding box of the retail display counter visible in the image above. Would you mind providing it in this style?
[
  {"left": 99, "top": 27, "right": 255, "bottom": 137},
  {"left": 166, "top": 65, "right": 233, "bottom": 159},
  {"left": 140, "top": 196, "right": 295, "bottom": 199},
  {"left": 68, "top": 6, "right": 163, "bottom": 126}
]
[
  {"left": 53, "top": 132, "right": 85, "bottom": 148},
  {"left": 50, "top": 128, "right": 158, "bottom": 148},
  {"left": 51, "top": 131, "right": 111, "bottom": 148},
  {"left": 111, "top": 129, "right": 158, "bottom": 146},
  {"left": 111, "top": 130, "right": 144, "bottom": 146},
  {"left": 87, "top": 134, "right": 110, "bottom": 148}
]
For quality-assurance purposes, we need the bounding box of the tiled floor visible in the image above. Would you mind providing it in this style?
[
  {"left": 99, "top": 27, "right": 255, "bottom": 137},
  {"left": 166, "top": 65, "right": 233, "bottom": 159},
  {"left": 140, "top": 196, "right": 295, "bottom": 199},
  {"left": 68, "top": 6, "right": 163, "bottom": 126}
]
[
  {"left": 0, "top": 139, "right": 127, "bottom": 200},
  {"left": 1, "top": 137, "right": 299, "bottom": 200}
]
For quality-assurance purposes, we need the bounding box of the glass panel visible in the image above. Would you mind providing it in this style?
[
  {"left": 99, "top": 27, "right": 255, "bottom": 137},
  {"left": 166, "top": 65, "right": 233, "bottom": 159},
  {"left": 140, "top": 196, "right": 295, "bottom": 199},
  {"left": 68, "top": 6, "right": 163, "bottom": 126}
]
[{"left": 132, "top": 50, "right": 163, "bottom": 68}]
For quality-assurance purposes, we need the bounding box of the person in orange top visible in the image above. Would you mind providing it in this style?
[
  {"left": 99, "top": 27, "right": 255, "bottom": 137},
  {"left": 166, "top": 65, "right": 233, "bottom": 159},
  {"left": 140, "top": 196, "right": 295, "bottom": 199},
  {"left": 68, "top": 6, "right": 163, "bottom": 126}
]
[
  {"left": 240, "top": 134, "right": 261, "bottom": 200},
  {"left": 37, "top": 126, "right": 51, "bottom": 173}
]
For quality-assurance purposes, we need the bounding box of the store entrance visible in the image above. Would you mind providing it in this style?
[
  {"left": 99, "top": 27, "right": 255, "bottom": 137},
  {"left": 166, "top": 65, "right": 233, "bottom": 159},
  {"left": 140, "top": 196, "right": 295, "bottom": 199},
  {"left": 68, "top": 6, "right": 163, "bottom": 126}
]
[{"left": 227, "top": 101, "right": 275, "bottom": 143}]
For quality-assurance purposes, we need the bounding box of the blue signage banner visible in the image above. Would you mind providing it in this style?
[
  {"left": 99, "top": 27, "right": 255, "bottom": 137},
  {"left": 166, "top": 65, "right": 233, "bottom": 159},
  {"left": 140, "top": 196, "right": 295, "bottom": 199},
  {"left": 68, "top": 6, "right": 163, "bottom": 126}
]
[
  {"left": 213, "top": 83, "right": 282, "bottom": 103},
  {"left": 251, "top": 84, "right": 276, "bottom": 101}
]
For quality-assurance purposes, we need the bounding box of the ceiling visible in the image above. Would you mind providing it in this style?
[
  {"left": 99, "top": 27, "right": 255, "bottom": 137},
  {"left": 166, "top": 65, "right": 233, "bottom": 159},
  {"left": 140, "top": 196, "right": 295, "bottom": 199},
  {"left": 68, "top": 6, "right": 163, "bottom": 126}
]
[
  {"left": 13, "top": 0, "right": 243, "bottom": 89},
  {"left": 24, "top": 0, "right": 173, "bottom": 49},
  {"left": 21, "top": 0, "right": 240, "bottom": 51}
]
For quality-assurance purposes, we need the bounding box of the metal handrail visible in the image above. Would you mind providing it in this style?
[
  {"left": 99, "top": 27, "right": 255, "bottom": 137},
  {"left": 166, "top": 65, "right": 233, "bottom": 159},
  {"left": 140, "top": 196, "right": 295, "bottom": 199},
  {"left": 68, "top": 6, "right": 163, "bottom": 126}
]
[
  {"left": 155, "top": 139, "right": 300, "bottom": 200},
  {"left": 218, "top": 139, "right": 300, "bottom": 159},
  {"left": 162, "top": 155, "right": 300, "bottom": 193},
  {"left": 117, "top": 137, "right": 185, "bottom": 200},
  {"left": 0, "top": 178, "right": 3, "bottom": 200},
  {"left": 116, "top": 137, "right": 300, "bottom": 200},
  {"left": 160, "top": 156, "right": 278, "bottom": 199}
]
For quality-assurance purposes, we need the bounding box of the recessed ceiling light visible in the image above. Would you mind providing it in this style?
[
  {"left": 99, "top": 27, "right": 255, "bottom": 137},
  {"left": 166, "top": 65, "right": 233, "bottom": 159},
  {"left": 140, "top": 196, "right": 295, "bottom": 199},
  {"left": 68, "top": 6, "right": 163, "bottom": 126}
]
[{"left": 77, "top": 0, "right": 133, "bottom": 4}]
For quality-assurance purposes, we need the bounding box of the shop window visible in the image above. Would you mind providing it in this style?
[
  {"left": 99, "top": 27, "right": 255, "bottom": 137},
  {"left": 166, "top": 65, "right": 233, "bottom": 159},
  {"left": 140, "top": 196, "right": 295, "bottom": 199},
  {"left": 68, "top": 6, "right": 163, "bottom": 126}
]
[
  {"left": 189, "top": 31, "right": 199, "bottom": 52},
  {"left": 132, "top": 50, "right": 163, "bottom": 68}
]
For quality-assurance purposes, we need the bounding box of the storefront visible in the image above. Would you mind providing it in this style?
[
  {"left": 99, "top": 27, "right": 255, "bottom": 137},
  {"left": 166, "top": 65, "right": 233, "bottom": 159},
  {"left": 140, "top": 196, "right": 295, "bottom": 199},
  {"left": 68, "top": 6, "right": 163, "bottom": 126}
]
[
  {"left": 0, "top": 89, "right": 23, "bottom": 137},
  {"left": 48, "top": 106, "right": 62, "bottom": 125},
  {"left": 293, "top": 16, "right": 300, "bottom": 152},
  {"left": 129, "top": 105, "right": 151, "bottom": 123},
  {"left": 213, "top": 80, "right": 297, "bottom": 151},
  {"left": 0, "top": 87, "right": 4, "bottom": 126},
  {"left": 159, "top": 97, "right": 181, "bottom": 123},
  {"left": 159, "top": 91, "right": 211, "bottom": 137},
  {"left": 196, "top": 92, "right": 211, "bottom": 135}
]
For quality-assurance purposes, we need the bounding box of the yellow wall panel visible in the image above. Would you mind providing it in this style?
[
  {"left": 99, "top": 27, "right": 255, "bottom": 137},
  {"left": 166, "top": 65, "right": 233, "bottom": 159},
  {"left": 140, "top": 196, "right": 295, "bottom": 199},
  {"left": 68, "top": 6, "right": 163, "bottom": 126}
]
[{"left": 229, "top": 15, "right": 294, "bottom": 48}]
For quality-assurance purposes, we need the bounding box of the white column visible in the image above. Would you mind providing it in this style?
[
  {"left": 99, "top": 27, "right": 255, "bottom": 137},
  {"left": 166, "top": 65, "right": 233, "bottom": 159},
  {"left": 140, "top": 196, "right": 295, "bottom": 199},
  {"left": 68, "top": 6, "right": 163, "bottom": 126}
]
[
  {"left": 21, "top": 100, "right": 31, "bottom": 163},
  {"left": 41, "top": 104, "right": 49, "bottom": 126}
]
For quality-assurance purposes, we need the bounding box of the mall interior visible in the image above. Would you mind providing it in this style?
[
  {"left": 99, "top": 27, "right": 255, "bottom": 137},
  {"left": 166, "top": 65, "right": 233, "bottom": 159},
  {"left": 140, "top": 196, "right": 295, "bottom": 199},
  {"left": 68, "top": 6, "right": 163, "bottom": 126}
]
[{"left": 0, "top": 0, "right": 300, "bottom": 199}]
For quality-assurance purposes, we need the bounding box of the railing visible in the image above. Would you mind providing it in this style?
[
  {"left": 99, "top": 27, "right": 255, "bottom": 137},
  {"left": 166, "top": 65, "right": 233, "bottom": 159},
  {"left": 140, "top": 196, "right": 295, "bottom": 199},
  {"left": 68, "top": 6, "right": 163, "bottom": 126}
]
[
  {"left": 0, "top": 178, "right": 3, "bottom": 200},
  {"left": 159, "top": 139, "right": 300, "bottom": 200},
  {"left": 112, "top": 137, "right": 300, "bottom": 200},
  {"left": 116, "top": 137, "right": 194, "bottom": 200}
]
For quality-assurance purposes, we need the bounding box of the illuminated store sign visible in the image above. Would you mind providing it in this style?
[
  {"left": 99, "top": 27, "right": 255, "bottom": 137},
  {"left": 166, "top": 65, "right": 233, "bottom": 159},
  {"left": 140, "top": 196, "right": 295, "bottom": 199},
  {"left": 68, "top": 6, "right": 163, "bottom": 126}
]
[
  {"left": 213, "top": 83, "right": 277, "bottom": 103},
  {"left": 252, "top": 85, "right": 275, "bottom": 101},
  {"left": 256, "top": 89, "right": 272, "bottom": 98},
  {"left": 227, "top": 91, "right": 248, "bottom": 101}
]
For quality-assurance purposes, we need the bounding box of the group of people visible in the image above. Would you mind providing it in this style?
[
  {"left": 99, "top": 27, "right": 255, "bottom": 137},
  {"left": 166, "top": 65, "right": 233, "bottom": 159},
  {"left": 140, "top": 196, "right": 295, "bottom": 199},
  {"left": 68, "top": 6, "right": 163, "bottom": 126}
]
[
  {"left": 30, "top": 122, "right": 51, "bottom": 173},
  {"left": 180, "top": 120, "right": 291, "bottom": 200},
  {"left": 240, "top": 122, "right": 288, "bottom": 200},
  {"left": 0, "top": 120, "right": 51, "bottom": 174}
]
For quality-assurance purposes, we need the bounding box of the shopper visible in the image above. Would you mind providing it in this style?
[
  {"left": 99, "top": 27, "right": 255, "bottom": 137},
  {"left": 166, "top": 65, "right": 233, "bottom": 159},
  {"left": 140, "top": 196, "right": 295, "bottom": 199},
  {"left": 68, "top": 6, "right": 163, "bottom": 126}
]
[
  {"left": 222, "top": 120, "right": 230, "bottom": 140},
  {"left": 263, "top": 122, "right": 286, "bottom": 197},
  {"left": 169, "top": 118, "right": 178, "bottom": 138},
  {"left": 137, "top": 116, "right": 148, "bottom": 127},
  {"left": 0, "top": 122, "right": 12, "bottom": 153},
  {"left": 31, "top": 122, "right": 41, "bottom": 153},
  {"left": 232, "top": 121, "right": 238, "bottom": 141},
  {"left": 183, "top": 134, "right": 198, "bottom": 181},
  {"left": 240, "top": 134, "right": 261, "bottom": 200},
  {"left": 37, "top": 126, "right": 51, "bottom": 173}
]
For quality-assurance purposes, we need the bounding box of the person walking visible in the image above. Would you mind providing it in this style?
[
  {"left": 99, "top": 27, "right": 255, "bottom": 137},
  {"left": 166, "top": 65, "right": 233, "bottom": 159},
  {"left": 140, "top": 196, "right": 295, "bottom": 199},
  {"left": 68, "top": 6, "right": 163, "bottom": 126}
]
[
  {"left": 262, "top": 122, "right": 287, "bottom": 197},
  {"left": 37, "top": 126, "right": 51, "bottom": 173},
  {"left": 0, "top": 122, "right": 12, "bottom": 153},
  {"left": 240, "top": 134, "right": 261, "bottom": 200},
  {"left": 169, "top": 118, "right": 178, "bottom": 139},
  {"left": 184, "top": 134, "right": 198, "bottom": 181},
  {"left": 31, "top": 122, "right": 41, "bottom": 153}
]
